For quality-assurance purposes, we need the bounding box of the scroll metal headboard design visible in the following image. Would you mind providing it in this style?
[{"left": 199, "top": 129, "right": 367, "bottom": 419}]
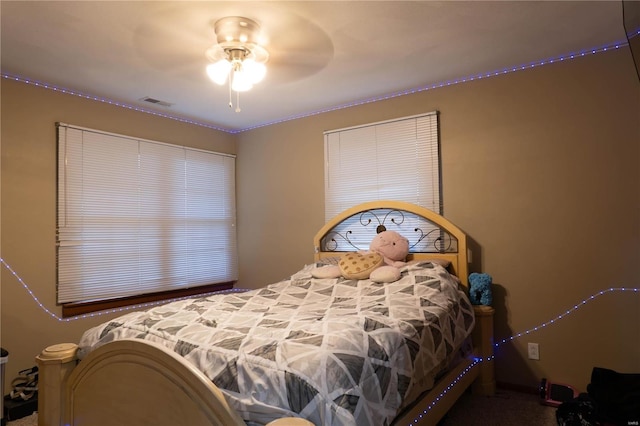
[{"left": 320, "top": 208, "right": 458, "bottom": 253}]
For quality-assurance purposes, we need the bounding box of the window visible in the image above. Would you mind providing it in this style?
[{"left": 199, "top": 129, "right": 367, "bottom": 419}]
[
  {"left": 57, "top": 123, "right": 237, "bottom": 313},
  {"left": 324, "top": 112, "right": 441, "bottom": 221}
]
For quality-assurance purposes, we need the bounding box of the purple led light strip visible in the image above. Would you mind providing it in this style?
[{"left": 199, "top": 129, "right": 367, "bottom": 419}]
[
  {"left": 494, "top": 287, "right": 639, "bottom": 348},
  {"left": 1, "top": 39, "right": 628, "bottom": 134},
  {"left": 2, "top": 256, "right": 637, "bottom": 424},
  {"left": 1, "top": 257, "right": 248, "bottom": 322},
  {"left": 0, "top": 73, "right": 232, "bottom": 133}
]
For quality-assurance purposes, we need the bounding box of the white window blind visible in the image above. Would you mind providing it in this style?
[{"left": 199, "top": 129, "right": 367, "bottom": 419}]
[
  {"left": 324, "top": 112, "right": 441, "bottom": 221},
  {"left": 57, "top": 123, "right": 237, "bottom": 304}
]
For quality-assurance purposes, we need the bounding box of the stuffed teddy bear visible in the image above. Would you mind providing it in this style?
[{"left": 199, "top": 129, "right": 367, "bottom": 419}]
[
  {"left": 313, "top": 230, "right": 409, "bottom": 283},
  {"left": 468, "top": 272, "right": 493, "bottom": 305}
]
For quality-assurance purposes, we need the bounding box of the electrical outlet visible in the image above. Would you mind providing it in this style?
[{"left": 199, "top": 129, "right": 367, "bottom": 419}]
[{"left": 528, "top": 342, "right": 540, "bottom": 360}]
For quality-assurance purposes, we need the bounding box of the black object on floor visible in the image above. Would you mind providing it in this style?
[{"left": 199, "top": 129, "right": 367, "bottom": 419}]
[
  {"left": 3, "top": 393, "right": 37, "bottom": 422},
  {"left": 587, "top": 367, "right": 640, "bottom": 425},
  {"left": 1, "top": 347, "right": 8, "bottom": 426},
  {"left": 557, "top": 367, "right": 640, "bottom": 426}
]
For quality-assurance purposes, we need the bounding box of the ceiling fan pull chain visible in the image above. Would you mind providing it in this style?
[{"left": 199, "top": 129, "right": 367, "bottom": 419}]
[
  {"left": 228, "top": 70, "right": 233, "bottom": 109},
  {"left": 235, "top": 91, "right": 241, "bottom": 113}
]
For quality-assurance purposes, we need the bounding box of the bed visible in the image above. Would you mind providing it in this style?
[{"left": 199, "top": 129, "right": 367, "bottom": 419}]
[{"left": 36, "top": 200, "right": 495, "bottom": 426}]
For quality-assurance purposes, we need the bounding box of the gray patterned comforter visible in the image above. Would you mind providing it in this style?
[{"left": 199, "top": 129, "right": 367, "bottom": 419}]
[{"left": 77, "top": 261, "right": 475, "bottom": 426}]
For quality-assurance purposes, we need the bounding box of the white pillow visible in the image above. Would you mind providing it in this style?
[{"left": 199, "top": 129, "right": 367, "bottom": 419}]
[
  {"left": 311, "top": 265, "right": 342, "bottom": 279},
  {"left": 370, "top": 265, "right": 401, "bottom": 283}
]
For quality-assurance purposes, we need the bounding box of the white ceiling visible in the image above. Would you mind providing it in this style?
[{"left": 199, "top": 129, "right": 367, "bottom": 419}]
[{"left": 0, "top": 1, "right": 629, "bottom": 132}]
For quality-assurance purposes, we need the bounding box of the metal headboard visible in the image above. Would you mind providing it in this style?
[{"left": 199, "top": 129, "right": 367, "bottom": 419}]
[
  {"left": 319, "top": 208, "right": 458, "bottom": 254},
  {"left": 313, "top": 200, "right": 469, "bottom": 286}
]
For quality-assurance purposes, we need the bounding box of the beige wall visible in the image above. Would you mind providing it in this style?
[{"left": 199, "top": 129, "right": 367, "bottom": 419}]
[
  {"left": 1, "top": 46, "right": 638, "bottom": 397},
  {"left": 236, "top": 48, "right": 640, "bottom": 392},
  {"left": 0, "top": 79, "right": 236, "bottom": 393}
]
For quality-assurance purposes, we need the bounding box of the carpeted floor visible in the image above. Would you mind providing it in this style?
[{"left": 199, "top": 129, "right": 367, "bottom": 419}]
[
  {"left": 6, "top": 389, "right": 557, "bottom": 425},
  {"left": 6, "top": 411, "right": 36, "bottom": 426},
  {"left": 440, "top": 388, "right": 558, "bottom": 425}
]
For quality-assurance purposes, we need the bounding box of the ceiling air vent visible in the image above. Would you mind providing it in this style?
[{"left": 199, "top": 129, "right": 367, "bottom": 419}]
[{"left": 140, "top": 96, "right": 173, "bottom": 107}]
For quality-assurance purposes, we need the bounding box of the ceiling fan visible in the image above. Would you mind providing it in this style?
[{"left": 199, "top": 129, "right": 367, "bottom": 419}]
[
  {"left": 204, "top": 17, "right": 270, "bottom": 111},
  {"left": 131, "top": 4, "right": 335, "bottom": 104}
]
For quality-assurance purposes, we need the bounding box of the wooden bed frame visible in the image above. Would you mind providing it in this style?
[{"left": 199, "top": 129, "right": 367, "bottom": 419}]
[{"left": 36, "top": 200, "right": 494, "bottom": 426}]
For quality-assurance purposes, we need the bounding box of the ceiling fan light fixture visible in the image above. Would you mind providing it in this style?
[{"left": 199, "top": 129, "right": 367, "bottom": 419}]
[
  {"left": 231, "top": 68, "right": 254, "bottom": 92},
  {"left": 205, "top": 16, "right": 269, "bottom": 112},
  {"left": 242, "top": 59, "right": 266, "bottom": 84},
  {"left": 206, "top": 60, "right": 232, "bottom": 85}
]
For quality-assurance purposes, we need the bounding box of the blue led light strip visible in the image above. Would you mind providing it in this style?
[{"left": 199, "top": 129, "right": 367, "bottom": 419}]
[
  {"left": 1, "top": 39, "right": 628, "bottom": 134},
  {"left": 410, "top": 357, "right": 479, "bottom": 424},
  {"left": 0, "top": 74, "right": 233, "bottom": 133},
  {"left": 2, "top": 256, "right": 638, "bottom": 425},
  {"left": 1, "top": 257, "right": 248, "bottom": 322},
  {"left": 406, "top": 287, "right": 638, "bottom": 424},
  {"left": 244, "top": 40, "right": 628, "bottom": 132},
  {"left": 494, "top": 287, "right": 639, "bottom": 348}
]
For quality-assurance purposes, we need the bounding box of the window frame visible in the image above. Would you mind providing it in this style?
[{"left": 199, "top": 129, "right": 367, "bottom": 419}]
[
  {"left": 323, "top": 112, "right": 442, "bottom": 229},
  {"left": 56, "top": 123, "right": 237, "bottom": 317}
]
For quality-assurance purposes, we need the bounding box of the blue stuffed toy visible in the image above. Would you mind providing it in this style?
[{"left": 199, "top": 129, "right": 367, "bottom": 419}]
[{"left": 469, "top": 272, "right": 493, "bottom": 305}]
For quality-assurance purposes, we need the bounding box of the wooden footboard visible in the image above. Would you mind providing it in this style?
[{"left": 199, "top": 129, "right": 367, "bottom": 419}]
[
  {"left": 36, "top": 306, "right": 494, "bottom": 426},
  {"left": 36, "top": 340, "right": 313, "bottom": 426},
  {"left": 37, "top": 339, "right": 246, "bottom": 426}
]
